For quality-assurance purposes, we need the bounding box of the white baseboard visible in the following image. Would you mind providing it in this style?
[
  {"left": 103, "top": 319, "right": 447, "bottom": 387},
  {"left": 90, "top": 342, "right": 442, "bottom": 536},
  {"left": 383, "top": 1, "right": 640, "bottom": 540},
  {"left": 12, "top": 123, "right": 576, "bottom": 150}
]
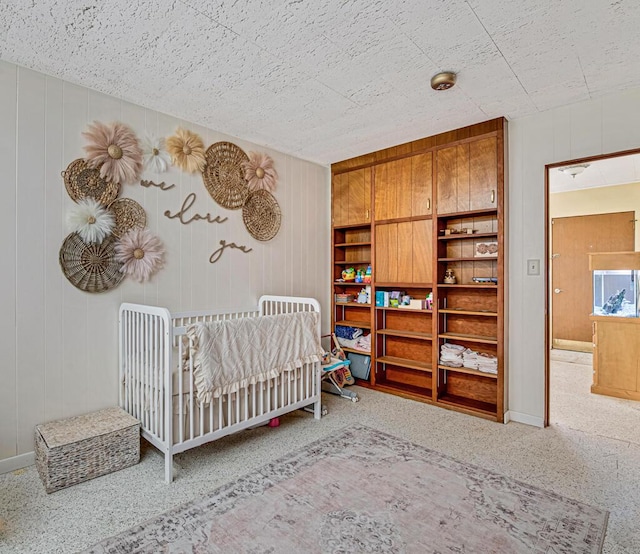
[
  {"left": 0, "top": 451, "right": 35, "bottom": 475},
  {"left": 505, "top": 411, "right": 544, "bottom": 428}
]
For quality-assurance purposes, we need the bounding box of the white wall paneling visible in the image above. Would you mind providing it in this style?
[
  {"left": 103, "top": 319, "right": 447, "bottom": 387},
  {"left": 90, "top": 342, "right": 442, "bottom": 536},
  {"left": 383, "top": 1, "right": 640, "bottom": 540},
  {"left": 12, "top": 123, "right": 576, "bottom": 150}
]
[
  {"left": 508, "top": 88, "right": 640, "bottom": 423},
  {"left": 0, "top": 61, "right": 330, "bottom": 466}
]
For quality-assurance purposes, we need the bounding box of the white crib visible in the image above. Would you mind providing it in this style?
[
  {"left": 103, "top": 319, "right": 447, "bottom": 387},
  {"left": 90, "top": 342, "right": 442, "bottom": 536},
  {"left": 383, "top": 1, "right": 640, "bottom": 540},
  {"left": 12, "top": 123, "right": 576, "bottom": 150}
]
[{"left": 118, "top": 295, "right": 323, "bottom": 482}]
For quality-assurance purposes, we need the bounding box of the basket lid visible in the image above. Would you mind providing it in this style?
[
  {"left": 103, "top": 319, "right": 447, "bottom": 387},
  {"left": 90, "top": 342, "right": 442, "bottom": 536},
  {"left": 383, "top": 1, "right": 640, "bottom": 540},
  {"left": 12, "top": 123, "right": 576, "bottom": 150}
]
[{"left": 36, "top": 407, "right": 139, "bottom": 448}]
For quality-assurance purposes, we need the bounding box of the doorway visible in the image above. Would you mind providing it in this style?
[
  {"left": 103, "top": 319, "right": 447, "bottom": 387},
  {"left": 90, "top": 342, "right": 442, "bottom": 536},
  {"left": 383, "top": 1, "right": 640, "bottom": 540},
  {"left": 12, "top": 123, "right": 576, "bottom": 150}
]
[
  {"left": 545, "top": 150, "right": 640, "bottom": 427},
  {"left": 551, "top": 212, "right": 634, "bottom": 351}
]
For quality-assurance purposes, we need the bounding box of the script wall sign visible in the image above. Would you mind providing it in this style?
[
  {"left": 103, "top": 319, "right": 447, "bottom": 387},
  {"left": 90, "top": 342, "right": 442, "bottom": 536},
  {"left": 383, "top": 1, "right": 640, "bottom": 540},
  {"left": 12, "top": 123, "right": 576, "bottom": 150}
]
[
  {"left": 140, "top": 179, "right": 175, "bottom": 191},
  {"left": 164, "top": 193, "right": 228, "bottom": 225}
]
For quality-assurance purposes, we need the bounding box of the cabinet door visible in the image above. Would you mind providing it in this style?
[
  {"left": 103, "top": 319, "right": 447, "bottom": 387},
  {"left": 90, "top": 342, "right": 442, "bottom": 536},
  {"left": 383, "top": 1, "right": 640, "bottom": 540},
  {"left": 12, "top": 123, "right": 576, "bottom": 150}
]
[
  {"left": 396, "top": 158, "right": 413, "bottom": 219},
  {"left": 333, "top": 173, "right": 349, "bottom": 226},
  {"left": 411, "top": 152, "right": 432, "bottom": 217},
  {"left": 412, "top": 219, "right": 432, "bottom": 283},
  {"left": 348, "top": 168, "right": 371, "bottom": 224},
  {"left": 469, "top": 137, "right": 498, "bottom": 211},
  {"left": 374, "top": 161, "right": 395, "bottom": 221},
  {"left": 375, "top": 223, "right": 397, "bottom": 283},
  {"left": 436, "top": 145, "right": 469, "bottom": 214}
]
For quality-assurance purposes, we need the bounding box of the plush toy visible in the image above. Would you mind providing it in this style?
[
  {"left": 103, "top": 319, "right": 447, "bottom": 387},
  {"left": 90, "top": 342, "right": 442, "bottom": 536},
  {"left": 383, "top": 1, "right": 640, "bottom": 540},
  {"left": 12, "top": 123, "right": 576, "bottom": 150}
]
[{"left": 342, "top": 267, "right": 356, "bottom": 281}]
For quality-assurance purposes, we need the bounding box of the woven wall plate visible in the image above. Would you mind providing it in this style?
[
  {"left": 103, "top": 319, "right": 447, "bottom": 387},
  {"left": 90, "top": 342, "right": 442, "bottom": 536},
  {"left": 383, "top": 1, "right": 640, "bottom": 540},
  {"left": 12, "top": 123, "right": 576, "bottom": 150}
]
[
  {"left": 59, "top": 233, "right": 125, "bottom": 293},
  {"left": 242, "top": 189, "right": 281, "bottom": 241},
  {"left": 202, "top": 142, "right": 250, "bottom": 210},
  {"left": 62, "top": 159, "right": 120, "bottom": 205},
  {"left": 109, "top": 198, "right": 146, "bottom": 238}
]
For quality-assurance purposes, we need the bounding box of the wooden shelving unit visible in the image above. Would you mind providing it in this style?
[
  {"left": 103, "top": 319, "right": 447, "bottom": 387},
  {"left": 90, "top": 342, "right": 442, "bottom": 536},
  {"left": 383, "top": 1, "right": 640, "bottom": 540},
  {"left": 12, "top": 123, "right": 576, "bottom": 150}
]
[{"left": 331, "top": 117, "right": 507, "bottom": 422}]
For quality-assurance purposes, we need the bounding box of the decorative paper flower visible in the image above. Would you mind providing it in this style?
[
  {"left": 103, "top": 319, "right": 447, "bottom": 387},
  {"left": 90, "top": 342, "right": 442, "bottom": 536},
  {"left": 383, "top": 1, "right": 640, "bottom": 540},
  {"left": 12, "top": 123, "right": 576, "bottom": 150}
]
[
  {"left": 165, "top": 127, "right": 206, "bottom": 173},
  {"left": 83, "top": 121, "right": 143, "bottom": 185},
  {"left": 243, "top": 152, "right": 278, "bottom": 192},
  {"left": 66, "top": 198, "right": 115, "bottom": 244},
  {"left": 115, "top": 228, "right": 165, "bottom": 283},
  {"left": 142, "top": 133, "right": 171, "bottom": 173}
]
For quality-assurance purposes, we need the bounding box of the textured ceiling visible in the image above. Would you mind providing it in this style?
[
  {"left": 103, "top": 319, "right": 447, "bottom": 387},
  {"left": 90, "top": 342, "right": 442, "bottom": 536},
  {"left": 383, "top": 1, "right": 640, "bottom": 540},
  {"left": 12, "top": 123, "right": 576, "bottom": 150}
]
[{"left": 1, "top": 1, "right": 640, "bottom": 165}]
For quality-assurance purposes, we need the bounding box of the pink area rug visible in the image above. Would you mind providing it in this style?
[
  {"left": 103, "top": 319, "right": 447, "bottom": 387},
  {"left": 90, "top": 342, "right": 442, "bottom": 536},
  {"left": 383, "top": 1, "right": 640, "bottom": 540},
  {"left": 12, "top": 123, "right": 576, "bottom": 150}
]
[{"left": 85, "top": 426, "right": 608, "bottom": 553}]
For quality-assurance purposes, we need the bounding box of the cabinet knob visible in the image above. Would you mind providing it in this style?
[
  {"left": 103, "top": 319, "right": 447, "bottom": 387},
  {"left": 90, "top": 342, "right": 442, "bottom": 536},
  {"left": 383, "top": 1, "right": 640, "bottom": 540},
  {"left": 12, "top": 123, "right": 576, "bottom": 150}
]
[
  {"left": 365, "top": 209, "right": 370, "bottom": 220},
  {"left": 491, "top": 189, "right": 495, "bottom": 203},
  {"left": 427, "top": 198, "right": 431, "bottom": 211}
]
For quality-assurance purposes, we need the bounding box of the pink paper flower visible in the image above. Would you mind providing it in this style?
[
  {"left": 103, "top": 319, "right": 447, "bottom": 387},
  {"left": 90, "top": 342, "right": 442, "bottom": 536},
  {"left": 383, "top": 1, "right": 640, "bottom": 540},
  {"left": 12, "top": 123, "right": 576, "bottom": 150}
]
[
  {"left": 243, "top": 152, "right": 278, "bottom": 192},
  {"left": 83, "top": 121, "right": 143, "bottom": 185},
  {"left": 115, "top": 228, "right": 165, "bottom": 283}
]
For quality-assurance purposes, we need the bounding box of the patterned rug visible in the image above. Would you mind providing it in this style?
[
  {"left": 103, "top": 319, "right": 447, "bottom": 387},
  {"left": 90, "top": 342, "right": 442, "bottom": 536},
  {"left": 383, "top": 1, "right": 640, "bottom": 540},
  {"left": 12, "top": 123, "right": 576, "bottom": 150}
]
[{"left": 85, "top": 425, "right": 608, "bottom": 553}]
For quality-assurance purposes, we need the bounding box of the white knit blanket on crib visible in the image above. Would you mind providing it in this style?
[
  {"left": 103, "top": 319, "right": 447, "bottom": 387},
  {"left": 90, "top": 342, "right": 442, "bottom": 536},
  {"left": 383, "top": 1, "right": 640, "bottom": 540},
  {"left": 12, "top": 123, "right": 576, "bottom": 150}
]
[{"left": 186, "top": 312, "right": 323, "bottom": 404}]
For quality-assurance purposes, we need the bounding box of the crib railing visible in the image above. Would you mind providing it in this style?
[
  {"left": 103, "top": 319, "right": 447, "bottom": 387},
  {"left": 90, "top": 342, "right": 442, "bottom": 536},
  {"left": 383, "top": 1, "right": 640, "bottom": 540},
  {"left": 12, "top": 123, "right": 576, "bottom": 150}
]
[{"left": 119, "top": 296, "right": 323, "bottom": 483}]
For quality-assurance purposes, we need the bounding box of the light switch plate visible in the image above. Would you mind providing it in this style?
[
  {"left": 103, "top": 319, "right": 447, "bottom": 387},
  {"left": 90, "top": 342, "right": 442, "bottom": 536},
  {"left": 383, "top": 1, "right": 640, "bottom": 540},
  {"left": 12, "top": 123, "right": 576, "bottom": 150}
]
[{"left": 527, "top": 259, "right": 540, "bottom": 275}]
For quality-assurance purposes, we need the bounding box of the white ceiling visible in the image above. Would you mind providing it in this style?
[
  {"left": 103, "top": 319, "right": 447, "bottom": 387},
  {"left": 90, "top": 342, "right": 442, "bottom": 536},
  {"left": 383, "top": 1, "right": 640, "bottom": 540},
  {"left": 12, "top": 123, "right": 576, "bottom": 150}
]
[
  {"left": 549, "top": 152, "right": 640, "bottom": 194},
  {"left": 1, "top": 1, "right": 640, "bottom": 165}
]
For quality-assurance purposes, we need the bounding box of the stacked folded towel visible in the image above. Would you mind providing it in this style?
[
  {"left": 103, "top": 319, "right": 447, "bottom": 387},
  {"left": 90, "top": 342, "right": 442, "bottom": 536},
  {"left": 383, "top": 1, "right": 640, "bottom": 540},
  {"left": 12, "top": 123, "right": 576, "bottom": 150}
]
[
  {"left": 440, "top": 343, "right": 465, "bottom": 367},
  {"left": 335, "top": 326, "right": 363, "bottom": 340},
  {"left": 462, "top": 350, "right": 498, "bottom": 374},
  {"left": 440, "top": 344, "right": 498, "bottom": 375}
]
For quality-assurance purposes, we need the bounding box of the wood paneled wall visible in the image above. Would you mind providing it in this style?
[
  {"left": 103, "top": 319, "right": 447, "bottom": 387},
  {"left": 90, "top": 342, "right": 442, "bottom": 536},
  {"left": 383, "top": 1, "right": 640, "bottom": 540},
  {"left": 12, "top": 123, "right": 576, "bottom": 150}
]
[{"left": 0, "top": 60, "right": 330, "bottom": 465}]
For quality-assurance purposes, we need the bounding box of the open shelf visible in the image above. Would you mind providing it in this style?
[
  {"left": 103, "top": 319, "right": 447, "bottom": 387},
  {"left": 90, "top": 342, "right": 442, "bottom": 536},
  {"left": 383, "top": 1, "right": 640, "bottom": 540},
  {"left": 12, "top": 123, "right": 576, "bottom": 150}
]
[
  {"left": 375, "top": 382, "right": 433, "bottom": 401},
  {"left": 376, "top": 356, "right": 432, "bottom": 373},
  {"left": 335, "top": 320, "right": 371, "bottom": 329},
  {"left": 375, "top": 306, "right": 432, "bottom": 314},
  {"left": 335, "top": 302, "right": 371, "bottom": 308},
  {"left": 438, "top": 364, "right": 497, "bottom": 379},
  {"left": 439, "top": 308, "right": 497, "bottom": 317},
  {"left": 374, "top": 282, "right": 432, "bottom": 288},
  {"left": 438, "top": 284, "right": 498, "bottom": 289},
  {"left": 334, "top": 281, "right": 368, "bottom": 287},
  {"left": 333, "top": 223, "right": 371, "bottom": 230},
  {"left": 334, "top": 241, "right": 371, "bottom": 248},
  {"left": 437, "top": 208, "right": 497, "bottom": 219},
  {"left": 334, "top": 260, "right": 371, "bottom": 265},
  {"left": 437, "top": 394, "right": 497, "bottom": 417},
  {"left": 438, "top": 257, "right": 497, "bottom": 262},
  {"left": 438, "top": 232, "right": 498, "bottom": 241},
  {"left": 342, "top": 347, "right": 371, "bottom": 355},
  {"left": 377, "top": 329, "right": 432, "bottom": 341},
  {"left": 438, "top": 332, "right": 497, "bottom": 345}
]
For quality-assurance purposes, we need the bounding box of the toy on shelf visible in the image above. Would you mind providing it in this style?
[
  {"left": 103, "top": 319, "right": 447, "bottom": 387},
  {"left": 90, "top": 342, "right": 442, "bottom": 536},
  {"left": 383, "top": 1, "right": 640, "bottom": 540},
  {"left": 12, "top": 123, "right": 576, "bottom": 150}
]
[
  {"left": 356, "top": 288, "right": 368, "bottom": 304},
  {"left": 355, "top": 269, "right": 364, "bottom": 283},
  {"left": 342, "top": 267, "right": 355, "bottom": 281},
  {"left": 363, "top": 265, "right": 372, "bottom": 284}
]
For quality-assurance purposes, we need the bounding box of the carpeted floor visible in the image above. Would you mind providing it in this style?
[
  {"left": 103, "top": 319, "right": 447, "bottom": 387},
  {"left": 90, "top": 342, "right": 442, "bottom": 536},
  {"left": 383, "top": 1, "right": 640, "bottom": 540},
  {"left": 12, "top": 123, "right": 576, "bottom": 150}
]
[
  {"left": 84, "top": 425, "right": 608, "bottom": 553},
  {"left": 0, "top": 352, "right": 639, "bottom": 553}
]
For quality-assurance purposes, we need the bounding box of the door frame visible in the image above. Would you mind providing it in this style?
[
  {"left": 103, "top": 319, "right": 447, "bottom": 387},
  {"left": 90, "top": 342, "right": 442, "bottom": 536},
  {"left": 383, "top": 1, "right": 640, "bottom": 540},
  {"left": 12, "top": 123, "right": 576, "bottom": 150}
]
[{"left": 544, "top": 147, "right": 640, "bottom": 427}]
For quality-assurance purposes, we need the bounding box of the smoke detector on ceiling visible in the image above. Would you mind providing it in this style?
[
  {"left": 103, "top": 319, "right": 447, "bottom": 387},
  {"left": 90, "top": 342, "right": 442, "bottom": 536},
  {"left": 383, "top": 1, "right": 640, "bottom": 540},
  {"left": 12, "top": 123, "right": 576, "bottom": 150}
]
[{"left": 431, "top": 71, "right": 457, "bottom": 91}]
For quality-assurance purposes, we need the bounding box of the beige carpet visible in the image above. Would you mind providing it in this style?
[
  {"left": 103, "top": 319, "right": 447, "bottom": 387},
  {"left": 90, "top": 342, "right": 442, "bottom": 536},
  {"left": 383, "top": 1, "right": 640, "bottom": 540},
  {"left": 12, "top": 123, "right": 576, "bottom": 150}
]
[{"left": 84, "top": 425, "right": 608, "bottom": 553}]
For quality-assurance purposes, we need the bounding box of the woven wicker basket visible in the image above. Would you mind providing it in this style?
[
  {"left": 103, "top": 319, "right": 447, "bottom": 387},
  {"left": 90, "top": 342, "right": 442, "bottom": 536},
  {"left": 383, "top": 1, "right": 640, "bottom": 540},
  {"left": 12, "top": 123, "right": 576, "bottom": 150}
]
[
  {"left": 109, "top": 198, "right": 147, "bottom": 238},
  {"left": 242, "top": 189, "right": 281, "bottom": 241},
  {"left": 62, "top": 158, "right": 120, "bottom": 205},
  {"left": 35, "top": 407, "right": 140, "bottom": 493},
  {"left": 59, "top": 233, "right": 124, "bottom": 293},
  {"left": 202, "top": 142, "right": 250, "bottom": 210}
]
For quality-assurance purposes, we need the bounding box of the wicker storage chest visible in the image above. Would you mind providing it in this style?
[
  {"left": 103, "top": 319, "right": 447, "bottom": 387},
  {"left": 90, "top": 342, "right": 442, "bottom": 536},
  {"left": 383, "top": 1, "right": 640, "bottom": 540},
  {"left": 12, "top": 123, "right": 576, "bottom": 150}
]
[{"left": 35, "top": 407, "right": 140, "bottom": 493}]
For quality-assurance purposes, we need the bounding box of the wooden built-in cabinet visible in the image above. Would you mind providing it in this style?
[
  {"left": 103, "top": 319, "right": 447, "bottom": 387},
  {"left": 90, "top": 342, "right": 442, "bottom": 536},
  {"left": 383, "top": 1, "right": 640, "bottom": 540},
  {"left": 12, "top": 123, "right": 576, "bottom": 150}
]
[
  {"left": 331, "top": 118, "right": 507, "bottom": 422},
  {"left": 333, "top": 168, "right": 371, "bottom": 226}
]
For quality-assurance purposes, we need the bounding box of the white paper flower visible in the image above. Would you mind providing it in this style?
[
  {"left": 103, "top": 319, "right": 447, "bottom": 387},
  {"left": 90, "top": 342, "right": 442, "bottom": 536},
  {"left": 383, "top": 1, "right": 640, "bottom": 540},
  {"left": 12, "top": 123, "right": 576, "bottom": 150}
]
[
  {"left": 115, "top": 228, "right": 165, "bottom": 283},
  {"left": 142, "top": 133, "right": 171, "bottom": 173},
  {"left": 66, "top": 198, "right": 115, "bottom": 244}
]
